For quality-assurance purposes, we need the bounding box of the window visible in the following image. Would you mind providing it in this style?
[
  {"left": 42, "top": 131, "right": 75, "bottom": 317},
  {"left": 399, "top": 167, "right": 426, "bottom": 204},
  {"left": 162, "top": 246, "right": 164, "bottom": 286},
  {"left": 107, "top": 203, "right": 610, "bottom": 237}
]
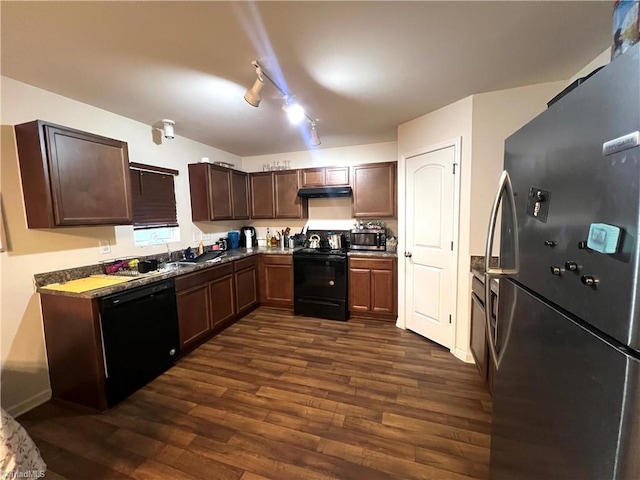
[
  {"left": 129, "top": 163, "right": 178, "bottom": 229},
  {"left": 133, "top": 225, "right": 180, "bottom": 246},
  {"left": 130, "top": 163, "right": 180, "bottom": 247}
]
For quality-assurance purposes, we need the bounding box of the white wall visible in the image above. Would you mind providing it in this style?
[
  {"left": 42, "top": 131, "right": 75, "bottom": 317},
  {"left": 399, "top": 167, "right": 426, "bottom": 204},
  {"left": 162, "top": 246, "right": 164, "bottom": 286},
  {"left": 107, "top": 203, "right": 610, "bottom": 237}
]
[
  {"left": 470, "top": 80, "right": 567, "bottom": 256},
  {"left": 0, "top": 77, "right": 243, "bottom": 415},
  {"left": 569, "top": 48, "right": 610, "bottom": 82}
]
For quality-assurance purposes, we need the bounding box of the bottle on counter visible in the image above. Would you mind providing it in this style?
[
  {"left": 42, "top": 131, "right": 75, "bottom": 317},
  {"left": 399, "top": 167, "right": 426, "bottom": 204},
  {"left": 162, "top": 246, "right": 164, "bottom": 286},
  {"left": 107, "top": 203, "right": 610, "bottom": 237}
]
[
  {"left": 266, "top": 228, "right": 272, "bottom": 248},
  {"left": 198, "top": 240, "right": 204, "bottom": 256}
]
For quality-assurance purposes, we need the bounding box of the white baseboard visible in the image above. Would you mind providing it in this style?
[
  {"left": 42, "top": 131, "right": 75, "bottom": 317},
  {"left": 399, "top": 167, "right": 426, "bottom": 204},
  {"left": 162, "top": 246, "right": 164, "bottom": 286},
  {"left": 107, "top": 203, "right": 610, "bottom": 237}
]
[
  {"left": 454, "top": 347, "right": 474, "bottom": 364},
  {"left": 6, "top": 389, "right": 51, "bottom": 418}
]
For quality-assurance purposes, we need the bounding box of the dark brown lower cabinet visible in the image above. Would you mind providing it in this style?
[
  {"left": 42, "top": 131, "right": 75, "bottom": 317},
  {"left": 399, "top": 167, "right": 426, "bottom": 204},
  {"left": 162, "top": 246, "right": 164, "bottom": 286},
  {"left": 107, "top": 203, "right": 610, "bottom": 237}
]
[
  {"left": 470, "top": 291, "right": 488, "bottom": 380},
  {"left": 175, "top": 257, "right": 257, "bottom": 354},
  {"left": 210, "top": 274, "right": 235, "bottom": 326},
  {"left": 348, "top": 256, "right": 397, "bottom": 320},
  {"left": 349, "top": 267, "right": 372, "bottom": 314},
  {"left": 259, "top": 254, "right": 293, "bottom": 308},
  {"left": 175, "top": 263, "right": 235, "bottom": 353},
  {"left": 470, "top": 274, "right": 496, "bottom": 394},
  {"left": 234, "top": 256, "right": 259, "bottom": 315},
  {"left": 176, "top": 283, "right": 211, "bottom": 350},
  {"left": 40, "top": 294, "right": 108, "bottom": 410}
]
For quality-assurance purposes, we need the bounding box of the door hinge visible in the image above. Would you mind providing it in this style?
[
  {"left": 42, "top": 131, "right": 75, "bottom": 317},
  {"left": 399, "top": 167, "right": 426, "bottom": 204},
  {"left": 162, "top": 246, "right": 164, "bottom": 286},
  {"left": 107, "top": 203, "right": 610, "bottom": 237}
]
[
  {"left": 451, "top": 241, "right": 454, "bottom": 251},
  {"left": 449, "top": 314, "right": 452, "bottom": 324},
  {"left": 452, "top": 163, "right": 457, "bottom": 174}
]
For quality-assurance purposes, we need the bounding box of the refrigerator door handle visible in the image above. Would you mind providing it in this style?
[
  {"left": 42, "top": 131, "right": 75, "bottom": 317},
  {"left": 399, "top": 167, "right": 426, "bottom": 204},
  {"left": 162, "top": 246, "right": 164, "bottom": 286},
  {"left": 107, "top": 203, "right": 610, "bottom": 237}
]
[
  {"left": 484, "top": 170, "right": 519, "bottom": 277},
  {"left": 484, "top": 277, "right": 517, "bottom": 370},
  {"left": 484, "top": 279, "right": 500, "bottom": 368},
  {"left": 484, "top": 170, "right": 519, "bottom": 369}
]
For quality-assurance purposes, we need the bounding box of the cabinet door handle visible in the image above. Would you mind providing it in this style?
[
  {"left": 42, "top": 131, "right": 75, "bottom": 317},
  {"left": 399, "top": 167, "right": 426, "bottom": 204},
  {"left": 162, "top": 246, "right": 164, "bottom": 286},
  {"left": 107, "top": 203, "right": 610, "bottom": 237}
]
[{"left": 404, "top": 252, "right": 412, "bottom": 258}]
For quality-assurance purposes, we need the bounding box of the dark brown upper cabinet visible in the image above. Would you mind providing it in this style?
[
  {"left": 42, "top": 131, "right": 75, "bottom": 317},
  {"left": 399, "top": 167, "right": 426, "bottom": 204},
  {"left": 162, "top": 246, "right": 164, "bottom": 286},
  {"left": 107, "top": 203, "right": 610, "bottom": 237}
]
[
  {"left": 301, "top": 166, "right": 349, "bottom": 187},
  {"left": 231, "top": 170, "right": 250, "bottom": 220},
  {"left": 14, "top": 120, "right": 133, "bottom": 228},
  {"left": 249, "top": 172, "right": 275, "bottom": 219},
  {"left": 274, "top": 170, "right": 307, "bottom": 219},
  {"left": 188, "top": 163, "right": 249, "bottom": 221},
  {"left": 249, "top": 171, "right": 308, "bottom": 220},
  {"left": 352, "top": 162, "right": 397, "bottom": 218}
]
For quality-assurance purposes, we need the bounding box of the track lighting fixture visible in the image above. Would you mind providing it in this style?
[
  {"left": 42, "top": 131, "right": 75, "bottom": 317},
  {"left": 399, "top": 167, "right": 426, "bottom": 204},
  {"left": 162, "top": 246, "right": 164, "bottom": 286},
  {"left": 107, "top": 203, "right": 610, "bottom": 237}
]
[
  {"left": 161, "top": 119, "right": 175, "bottom": 139},
  {"left": 243, "top": 61, "right": 264, "bottom": 107},
  {"left": 244, "top": 60, "right": 321, "bottom": 147},
  {"left": 310, "top": 122, "right": 321, "bottom": 146}
]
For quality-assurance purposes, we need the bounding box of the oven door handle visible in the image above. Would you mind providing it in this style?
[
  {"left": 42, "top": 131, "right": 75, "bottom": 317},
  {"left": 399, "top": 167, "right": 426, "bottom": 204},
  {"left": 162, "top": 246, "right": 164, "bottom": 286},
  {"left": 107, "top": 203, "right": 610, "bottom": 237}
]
[{"left": 294, "top": 254, "right": 346, "bottom": 262}]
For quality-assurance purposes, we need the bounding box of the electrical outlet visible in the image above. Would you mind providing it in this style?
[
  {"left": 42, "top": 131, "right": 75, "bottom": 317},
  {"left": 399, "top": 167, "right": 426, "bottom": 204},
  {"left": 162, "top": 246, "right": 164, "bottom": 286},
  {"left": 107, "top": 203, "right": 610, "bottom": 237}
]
[{"left": 99, "top": 240, "right": 111, "bottom": 254}]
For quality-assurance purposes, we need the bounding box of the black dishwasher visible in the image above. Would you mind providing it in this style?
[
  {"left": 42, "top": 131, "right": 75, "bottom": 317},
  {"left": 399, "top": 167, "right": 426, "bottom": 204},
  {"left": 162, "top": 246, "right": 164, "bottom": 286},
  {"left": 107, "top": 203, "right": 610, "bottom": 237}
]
[{"left": 99, "top": 279, "right": 180, "bottom": 407}]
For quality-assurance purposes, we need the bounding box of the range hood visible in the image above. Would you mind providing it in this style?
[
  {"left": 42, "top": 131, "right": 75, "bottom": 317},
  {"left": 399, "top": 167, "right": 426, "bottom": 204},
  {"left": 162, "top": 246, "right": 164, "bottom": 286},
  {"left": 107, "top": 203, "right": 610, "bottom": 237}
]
[{"left": 297, "top": 186, "right": 353, "bottom": 198}]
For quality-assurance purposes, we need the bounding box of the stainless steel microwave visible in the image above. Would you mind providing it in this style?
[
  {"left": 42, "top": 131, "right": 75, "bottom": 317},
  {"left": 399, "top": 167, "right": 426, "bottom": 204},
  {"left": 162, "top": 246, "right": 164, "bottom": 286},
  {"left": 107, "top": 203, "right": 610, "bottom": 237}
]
[{"left": 349, "top": 228, "right": 386, "bottom": 251}]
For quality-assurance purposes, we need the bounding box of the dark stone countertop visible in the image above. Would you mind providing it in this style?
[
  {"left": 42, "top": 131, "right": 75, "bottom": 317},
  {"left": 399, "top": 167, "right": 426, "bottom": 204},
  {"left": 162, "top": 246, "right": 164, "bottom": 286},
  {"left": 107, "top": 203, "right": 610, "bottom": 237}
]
[
  {"left": 470, "top": 256, "right": 499, "bottom": 294},
  {"left": 36, "top": 247, "right": 296, "bottom": 299},
  {"left": 36, "top": 246, "right": 400, "bottom": 300},
  {"left": 347, "top": 250, "right": 397, "bottom": 258}
]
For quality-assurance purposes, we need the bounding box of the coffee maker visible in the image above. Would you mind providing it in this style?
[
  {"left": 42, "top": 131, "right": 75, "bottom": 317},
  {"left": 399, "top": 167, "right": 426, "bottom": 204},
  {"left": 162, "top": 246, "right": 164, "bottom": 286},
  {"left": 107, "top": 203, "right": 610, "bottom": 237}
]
[{"left": 240, "top": 226, "right": 258, "bottom": 248}]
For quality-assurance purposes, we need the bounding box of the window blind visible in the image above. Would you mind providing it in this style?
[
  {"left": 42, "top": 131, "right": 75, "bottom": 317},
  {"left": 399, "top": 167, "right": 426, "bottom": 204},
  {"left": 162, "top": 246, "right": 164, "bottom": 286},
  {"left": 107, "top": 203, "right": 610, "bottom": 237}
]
[{"left": 130, "top": 168, "right": 178, "bottom": 229}]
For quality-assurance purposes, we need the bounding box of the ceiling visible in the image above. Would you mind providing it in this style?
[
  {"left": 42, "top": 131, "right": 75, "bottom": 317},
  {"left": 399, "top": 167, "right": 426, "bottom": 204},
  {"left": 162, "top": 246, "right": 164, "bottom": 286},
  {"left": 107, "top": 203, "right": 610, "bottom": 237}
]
[{"left": 1, "top": 1, "right": 613, "bottom": 157}]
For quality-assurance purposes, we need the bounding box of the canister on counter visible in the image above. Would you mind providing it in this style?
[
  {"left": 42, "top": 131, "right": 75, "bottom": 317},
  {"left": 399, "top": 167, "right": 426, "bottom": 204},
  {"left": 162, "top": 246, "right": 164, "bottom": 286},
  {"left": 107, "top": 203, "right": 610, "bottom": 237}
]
[{"left": 386, "top": 236, "right": 398, "bottom": 253}]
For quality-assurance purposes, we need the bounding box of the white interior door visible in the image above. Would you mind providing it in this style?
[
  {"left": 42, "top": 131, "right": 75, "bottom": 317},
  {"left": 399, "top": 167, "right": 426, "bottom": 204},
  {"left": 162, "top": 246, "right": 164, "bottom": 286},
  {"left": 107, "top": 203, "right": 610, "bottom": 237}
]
[{"left": 405, "top": 146, "right": 457, "bottom": 348}]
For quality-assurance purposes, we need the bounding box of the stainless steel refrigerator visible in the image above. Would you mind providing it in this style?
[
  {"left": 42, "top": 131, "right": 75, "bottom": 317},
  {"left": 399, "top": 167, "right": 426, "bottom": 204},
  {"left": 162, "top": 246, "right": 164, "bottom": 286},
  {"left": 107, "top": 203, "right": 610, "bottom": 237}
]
[{"left": 485, "top": 43, "right": 640, "bottom": 479}]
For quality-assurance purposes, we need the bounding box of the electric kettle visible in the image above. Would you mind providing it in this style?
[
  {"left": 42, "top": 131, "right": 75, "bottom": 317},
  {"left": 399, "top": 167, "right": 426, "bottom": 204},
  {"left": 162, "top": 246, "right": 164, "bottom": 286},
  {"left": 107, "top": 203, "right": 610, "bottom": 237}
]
[{"left": 240, "top": 226, "right": 258, "bottom": 248}]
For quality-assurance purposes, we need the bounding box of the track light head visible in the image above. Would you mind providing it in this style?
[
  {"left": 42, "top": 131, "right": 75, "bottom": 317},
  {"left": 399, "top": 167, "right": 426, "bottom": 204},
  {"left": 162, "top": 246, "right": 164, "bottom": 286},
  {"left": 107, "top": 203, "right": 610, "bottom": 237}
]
[
  {"left": 310, "top": 122, "right": 321, "bottom": 146},
  {"left": 244, "top": 77, "right": 264, "bottom": 107},
  {"left": 244, "top": 62, "right": 264, "bottom": 107},
  {"left": 161, "top": 119, "right": 175, "bottom": 139},
  {"left": 283, "top": 97, "right": 305, "bottom": 124}
]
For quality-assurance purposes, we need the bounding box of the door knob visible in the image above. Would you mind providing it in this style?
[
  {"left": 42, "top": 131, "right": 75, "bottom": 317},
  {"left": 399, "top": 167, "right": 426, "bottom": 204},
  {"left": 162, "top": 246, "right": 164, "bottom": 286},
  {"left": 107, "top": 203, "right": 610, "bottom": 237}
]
[{"left": 404, "top": 252, "right": 412, "bottom": 258}]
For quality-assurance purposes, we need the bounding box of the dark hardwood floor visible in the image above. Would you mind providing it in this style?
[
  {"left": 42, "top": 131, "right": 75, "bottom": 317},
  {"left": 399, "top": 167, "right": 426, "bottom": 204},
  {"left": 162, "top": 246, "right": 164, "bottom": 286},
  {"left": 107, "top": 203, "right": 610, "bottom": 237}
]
[{"left": 19, "top": 308, "right": 492, "bottom": 480}]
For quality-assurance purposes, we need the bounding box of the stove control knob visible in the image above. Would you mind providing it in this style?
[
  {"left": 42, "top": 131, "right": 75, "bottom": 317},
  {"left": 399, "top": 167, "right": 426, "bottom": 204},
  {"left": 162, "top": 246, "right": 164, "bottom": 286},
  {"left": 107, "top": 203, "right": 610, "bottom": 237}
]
[
  {"left": 550, "top": 266, "right": 562, "bottom": 276},
  {"left": 404, "top": 252, "right": 412, "bottom": 258},
  {"left": 564, "top": 261, "right": 579, "bottom": 271},
  {"left": 544, "top": 240, "right": 557, "bottom": 247},
  {"left": 581, "top": 275, "right": 598, "bottom": 286}
]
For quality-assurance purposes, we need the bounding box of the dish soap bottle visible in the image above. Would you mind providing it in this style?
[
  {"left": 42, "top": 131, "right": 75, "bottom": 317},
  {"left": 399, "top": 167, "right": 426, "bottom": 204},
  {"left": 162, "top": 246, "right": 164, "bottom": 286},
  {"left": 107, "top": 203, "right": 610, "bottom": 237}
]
[
  {"left": 266, "top": 228, "right": 272, "bottom": 248},
  {"left": 198, "top": 240, "right": 204, "bottom": 256}
]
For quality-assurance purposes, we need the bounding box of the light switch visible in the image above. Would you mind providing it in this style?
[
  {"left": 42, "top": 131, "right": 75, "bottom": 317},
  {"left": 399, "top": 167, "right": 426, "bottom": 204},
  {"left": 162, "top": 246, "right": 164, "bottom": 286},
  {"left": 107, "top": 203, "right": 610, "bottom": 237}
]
[{"left": 99, "top": 240, "right": 111, "bottom": 254}]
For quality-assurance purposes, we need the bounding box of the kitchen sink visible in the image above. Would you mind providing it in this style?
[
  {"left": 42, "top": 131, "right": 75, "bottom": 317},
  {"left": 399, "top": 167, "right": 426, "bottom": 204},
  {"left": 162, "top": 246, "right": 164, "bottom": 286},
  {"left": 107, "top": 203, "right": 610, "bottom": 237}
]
[{"left": 159, "top": 261, "right": 195, "bottom": 271}]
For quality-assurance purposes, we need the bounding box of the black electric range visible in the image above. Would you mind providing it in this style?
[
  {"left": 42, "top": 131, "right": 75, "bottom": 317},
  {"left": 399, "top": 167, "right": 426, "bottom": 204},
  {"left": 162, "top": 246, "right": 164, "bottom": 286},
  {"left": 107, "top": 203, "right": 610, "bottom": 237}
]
[{"left": 293, "top": 246, "right": 348, "bottom": 320}]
